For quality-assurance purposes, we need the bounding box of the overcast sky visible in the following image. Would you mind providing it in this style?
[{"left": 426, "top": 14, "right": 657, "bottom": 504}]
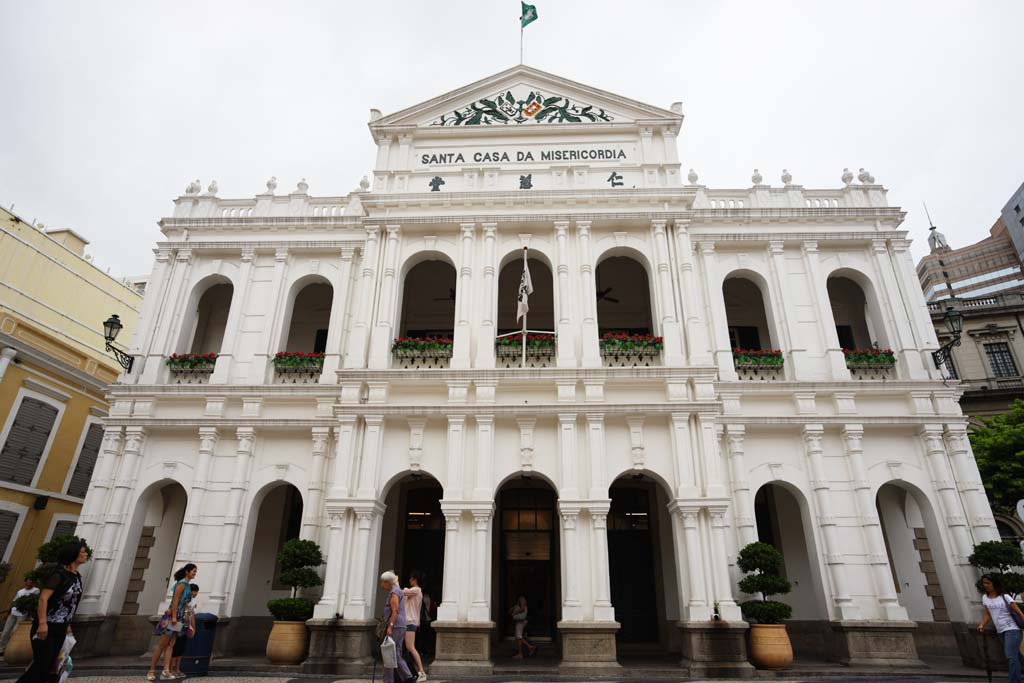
[{"left": 2, "top": 1, "right": 1021, "bottom": 278}]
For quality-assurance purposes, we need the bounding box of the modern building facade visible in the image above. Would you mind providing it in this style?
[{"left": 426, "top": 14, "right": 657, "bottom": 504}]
[
  {"left": 0, "top": 206, "right": 142, "bottom": 610},
  {"left": 916, "top": 218, "right": 1024, "bottom": 304},
  {"left": 74, "top": 66, "right": 998, "bottom": 673},
  {"left": 1000, "top": 180, "right": 1024, "bottom": 264}
]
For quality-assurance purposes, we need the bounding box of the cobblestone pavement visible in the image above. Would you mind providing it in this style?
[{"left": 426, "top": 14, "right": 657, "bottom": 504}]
[{"left": 5, "top": 676, "right": 986, "bottom": 683}]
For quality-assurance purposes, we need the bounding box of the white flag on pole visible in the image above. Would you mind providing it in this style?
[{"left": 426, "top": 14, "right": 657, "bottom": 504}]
[{"left": 516, "top": 250, "right": 533, "bottom": 322}]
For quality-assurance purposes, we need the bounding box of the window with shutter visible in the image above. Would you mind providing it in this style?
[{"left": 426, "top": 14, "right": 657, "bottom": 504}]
[
  {"left": 0, "top": 397, "right": 60, "bottom": 486},
  {"left": 50, "top": 519, "right": 77, "bottom": 540},
  {"left": 67, "top": 423, "right": 104, "bottom": 498},
  {"left": 0, "top": 510, "right": 20, "bottom": 561}
]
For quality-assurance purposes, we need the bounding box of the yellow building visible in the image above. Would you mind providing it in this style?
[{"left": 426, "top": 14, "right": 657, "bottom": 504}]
[{"left": 0, "top": 205, "right": 142, "bottom": 610}]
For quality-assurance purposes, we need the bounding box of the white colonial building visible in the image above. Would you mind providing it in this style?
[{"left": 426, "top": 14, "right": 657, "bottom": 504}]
[{"left": 73, "top": 66, "right": 996, "bottom": 674}]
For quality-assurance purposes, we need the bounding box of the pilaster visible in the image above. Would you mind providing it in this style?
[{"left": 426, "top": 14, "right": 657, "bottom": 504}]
[
  {"left": 650, "top": 219, "right": 685, "bottom": 366},
  {"left": 576, "top": 221, "right": 601, "bottom": 367},
  {"left": 368, "top": 224, "right": 401, "bottom": 368},
  {"left": 344, "top": 226, "right": 380, "bottom": 368},
  {"left": 554, "top": 220, "right": 577, "bottom": 367},
  {"left": 474, "top": 223, "right": 498, "bottom": 367}
]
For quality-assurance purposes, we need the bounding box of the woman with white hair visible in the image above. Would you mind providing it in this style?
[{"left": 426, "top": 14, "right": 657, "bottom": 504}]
[{"left": 379, "top": 570, "right": 413, "bottom": 683}]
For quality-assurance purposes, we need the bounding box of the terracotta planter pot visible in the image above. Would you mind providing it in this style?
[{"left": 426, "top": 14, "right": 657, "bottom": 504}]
[
  {"left": 4, "top": 621, "right": 34, "bottom": 667},
  {"left": 748, "top": 623, "right": 793, "bottom": 670},
  {"left": 266, "top": 620, "right": 308, "bottom": 664}
]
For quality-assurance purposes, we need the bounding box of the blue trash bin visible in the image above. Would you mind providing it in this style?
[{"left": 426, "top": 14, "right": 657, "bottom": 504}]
[{"left": 181, "top": 613, "right": 218, "bottom": 675}]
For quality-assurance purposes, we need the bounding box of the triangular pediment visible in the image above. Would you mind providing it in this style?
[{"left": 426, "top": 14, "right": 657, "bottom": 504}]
[{"left": 370, "top": 65, "right": 682, "bottom": 134}]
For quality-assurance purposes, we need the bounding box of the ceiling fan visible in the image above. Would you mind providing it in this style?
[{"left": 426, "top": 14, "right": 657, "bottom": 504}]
[
  {"left": 433, "top": 288, "right": 456, "bottom": 303},
  {"left": 596, "top": 287, "right": 619, "bottom": 304}
]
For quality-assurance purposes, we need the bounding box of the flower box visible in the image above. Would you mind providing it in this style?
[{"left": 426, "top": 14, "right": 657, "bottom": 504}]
[
  {"left": 732, "top": 349, "right": 784, "bottom": 368},
  {"left": 392, "top": 337, "right": 454, "bottom": 359},
  {"left": 496, "top": 333, "right": 556, "bottom": 358},
  {"left": 598, "top": 332, "right": 664, "bottom": 356},
  {"left": 843, "top": 348, "right": 896, "bottom": 369},
  {"left": 273, "top": 352, "right": 325, "bottom": 373},
  {"left": 165, "top": 353, "right": 218, "bottom": 370}
]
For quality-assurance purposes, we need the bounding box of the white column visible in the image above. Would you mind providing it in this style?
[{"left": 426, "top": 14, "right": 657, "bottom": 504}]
[
  {"left": 468, "top": 509, "right": 492, "bottom": 621},
  {"left": 695, "top": 242, "right": 738, "bottom": 380},
  {"left": 474, "top": 223, "right": 498, "bottom": 368},
  {"left": 128, "top": 247, "right": 171, "bottom": 359},
  {"left": 708, "top": 507, "right": 741, "bottom": 620},
  {"left": 209, "top": 427, "right": 254, "bottom": 615},
  {"left": 342, "top": 508, "right": 380, "bottom": 620},
  {"left": 437, "top": 512, "right": 462, "bottom": 621},
  {"left": 176, "top": 427, "right": 219, "bottom": 562},
  {"left": 250, "top": 247, "right": 291, "bottom": 382},
  {"left": 473, "top": 415, "right": 494, "bottom": 500},
  {"left": 945, "top": 424, "right": 999, "bottom": 541},
  {"left": 355, "top": 416, "right": 385, "bottom": 498},
  {"left": 673, "top": 223, "right": 712, "bottom": 365},
  {"left": 345, "top": 227, "right": 380, "bottom": 368},
  {"left": 321, "top": 247, "right": 355, "bottom": 381},
  {"left": 0, "top": 347, "right": 17, "bottom": 383},
  {"left": 140, "top": 249, "right": 192, "bottom": 383},
  {"left": 368, "top": 224, "right": 401, "bottom": 369},
  {"left": 302, "top": 427, "right": 331, "bottom": 542},
  {"left": 697, "top": 415, "right": 726, "bottom": 498},
  {"left": 585, "top": 413, "right": 608, "bottom": 500},
  {"left": 452, "top": 223, "right": 475, "bottom": 370},
  {"left": 673, "top": 505, "right": 709, "bottom": 620},
  {"left": 94, "top": 426, "right": 146, "bottom": 606},
  {"left": 803, "top": 425, "right": 857, "bottom": 619},
  {"left": 314, "top": 510, "right": 348, "bottom": 619},
  {"left": 446, "top": 415, "right": 466, "bottom": 499},
  {"left": 650, "top": 220, "right": 685, "bottom": 366},
  {"left": 213, "top": 246, "right": 255, "bottom": 383},
  {"left": 590, "top": 507, "right": 616, "bottom": 621},
  {"left": 576, "top": 221, "right": 601, "bottom": 367},
  {"left": 559, "top": 507, "right": 582, "bottom": 620},
  {"left": 841, "top": 425, "right": 906, "bottom": 620},
  {"left": 725, "top": 425, "right": 756, "bottom": 547},
  {"left": 328, "top": 416, "right": 359, "bottom": 498},
  {"left": 921, "top": 425, "right": 976, "bottom": 600},
  {"left": 802, "top": 241, "right": 847, "bottom": 379},
  {"left": 668, "top": 413, "right": 698, "bottom": 499},
  {"left": 554, "top": 220, "right": 577, "bottom": 367},
  {"left": 76, "top": 427, "right": 122, "bottom": 541},
  {"left": 766, "top": 241, "right": 799, "bottom": 378},
  {"left": 868, "top": 239, "right": 915, "bottom": 363},
  {"left": 558, "top": 413, "right": 579, "bottom": 499}
]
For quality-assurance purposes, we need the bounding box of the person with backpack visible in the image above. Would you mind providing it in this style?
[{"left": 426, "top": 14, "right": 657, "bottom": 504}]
[
  {"left": 168, "top": 584, "right": 199, "bottom": 678},
  {"left": 147, "top": 564, "right": 196, "bottom": 681},
  {"left": 16, "top": 539, "right": 88, "bottom": 683}
]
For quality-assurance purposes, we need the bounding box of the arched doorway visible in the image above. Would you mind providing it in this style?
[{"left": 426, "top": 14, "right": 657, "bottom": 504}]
[
  {"left": 876, "top": 482, "right": 959, "bottom": 624},
  {"left": 114, "top": 481, "right": 187, "bottom": 652},
  {"left": 497, "top": 256, "right": 555, "bottom": 368},
  {"left": 595, "top": 256, "right": 653, "bottom": 336},
  {"left": 723, "top": 276, "right": 776, "bottom": 351},
  {"left": 494, "top": 477, "right": 560, "bottom": 641},
  {"left": 399, "top": 260, "right": 457, "bottom": 338},
  {"left": 607, "top": 475, "right": 676, "bottom": 650},
  {"left": 826, "top": 275, "right": 885, "bottom": 351},
  {"left": 188, "top": 282, "right": 234, "bottom": 354},
  {"left": 377, "top": 474, "right": 445, "bottom": 657},
  {"left": 237, "top": 483, "right": 303, "bottom": 616},
  {"left": 283, "top": 280, "right": 333, "bottom": 353}
]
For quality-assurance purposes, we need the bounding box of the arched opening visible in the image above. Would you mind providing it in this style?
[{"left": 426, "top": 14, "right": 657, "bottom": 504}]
[
  {"left": 723, "top": 276, "right": 775, "bottom": 351},
  {"left": 607, "top": 475, "right": 679, "bottom": 653},
  {"left": 826, "top": 275, "right": 884, "bottom": 351},
  {"left": 595, "top": 256, "right": 653, "bottom": 336},
  {"left": 188, "top": 282, "right": 234, "bottom": 354},
  {"left": 283, "top": 281, "right": 333, "bottom": 353},
  {"left": 497, "top": 256, "right": 554, "bottom": 334},
  {"left": 376, "top": 473, "right": 445, "bottom": 659},
  {"left": 113, "top": 481, "right": 187, "bottom": 652},
  {"left": 752, "top": 483, "right": 828, "bottom": 625},
  {"left": 876, "top": 482, "right": 958, "bottom": 624},
  {"left": 494, "top": 477, "right": 560, "bottom": 644},
  {"left": 237, "top": 483, "right": 304, "bottom": 620},
  {"left": 398, "top": 260, "right": 457, "bottom": 338}
]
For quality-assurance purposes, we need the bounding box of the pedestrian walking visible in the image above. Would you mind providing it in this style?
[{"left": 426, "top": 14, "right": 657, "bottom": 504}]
[
  {"left": 402, "top": 571, "right": 427, "bottom": 682},
  {"left": 0, "top": 577, "right": 39, "bottom": 655},
  {"left": 16, "top": 539, "right": 88, "bottom": 683},
  {"left": 168, "top": 584, "right": 198, "bottom": 677},
  {"left": 379, "top": 571, "right": 413, "bottom": 683},
  {"left": 510, "top": 595, "right": 536, "bottom": 658},
  {"left": 978, "top": 573, "right": 1024, "bottom": 683},
  {"left": 147, "top": 564, "right": 196, "bottom": 681}
]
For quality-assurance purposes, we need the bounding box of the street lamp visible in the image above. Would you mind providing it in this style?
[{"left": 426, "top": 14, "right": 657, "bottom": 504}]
[
  {"left": 102, "top": 314, "right": 134, "bottom": 372},
  {"left": 932, "top": 305, "right": 964, "bottom": 370}
]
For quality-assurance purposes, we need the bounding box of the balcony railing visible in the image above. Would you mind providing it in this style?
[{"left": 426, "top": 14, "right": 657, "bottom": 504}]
[
  {"left": 392, "top": 337, "right": 453, "bottom": 369},
  {"left": 272, "top": 352, "right": 324, "bottom": 384},
  {"left": 732, "top": 349, "right": 784, "bottom": 381},
  {"left": 166, "top": 353, "right": 217, "bottom": 384},
  {"left": 496, "top": 333, "right": 556, "bottom": 369}
]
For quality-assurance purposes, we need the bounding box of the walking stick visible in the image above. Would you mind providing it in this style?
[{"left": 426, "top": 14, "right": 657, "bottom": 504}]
[{"left": 981, "top": 629, "right": 993, "bottom": 683}]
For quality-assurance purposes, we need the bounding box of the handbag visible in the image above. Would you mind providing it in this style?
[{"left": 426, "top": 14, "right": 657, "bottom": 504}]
[
  {"left": 1001, "top": 595, "right": 1024, "bottom": 629},
  {"left": 374, "top": 616, "right": 388, "bottom": 641},
  {"left": 380, "top": 635, "right": 397, "bottom": 668}
]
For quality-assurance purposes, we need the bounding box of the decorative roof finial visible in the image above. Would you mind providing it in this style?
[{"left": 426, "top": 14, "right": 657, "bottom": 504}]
[
  {"left": 781, "top": 169, "right": 792, "bottom": 186},
  {"left": 687, "top": 169, "right": 698, "bottom": 185},
  {"left": 296, "top": 178, "right": 309, "bottom": 193},
  {"left": 206, "top": 180, "right": 218, "bottom": 196},
  {"left": 841, "top": 168, "right": 854, "bottom": 186},
  {"left": 359, "top": 176, "right": 370, "bottom": 192},
  {"left": 751, "top": 168, "right": 763, "bottom": 185},
  {"left": 266, "top": 176, "right": 278, "bottom": 193}
]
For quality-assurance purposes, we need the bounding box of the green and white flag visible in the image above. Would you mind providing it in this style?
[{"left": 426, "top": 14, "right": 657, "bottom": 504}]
[{"left": 520, "top": 2, "right": 538, "bottom": 28}]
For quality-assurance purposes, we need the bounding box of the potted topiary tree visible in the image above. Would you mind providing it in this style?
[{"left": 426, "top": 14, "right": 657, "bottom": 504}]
[
  {"left": 737, "top": 541, "right": 793, "bottom": 670},
  {"left": 265, "top": 538, "right": 323, "bottom": 664},
  {"left": 5, "top": 535, "right": 92, "bottom": 666}
]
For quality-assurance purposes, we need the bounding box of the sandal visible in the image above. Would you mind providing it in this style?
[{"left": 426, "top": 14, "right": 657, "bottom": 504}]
[
  {"left": 162, "top": 671, "right": 176, "bottom": 679},
  {"left": 147, "top": 674, "right": 156, "bottom": 682}
]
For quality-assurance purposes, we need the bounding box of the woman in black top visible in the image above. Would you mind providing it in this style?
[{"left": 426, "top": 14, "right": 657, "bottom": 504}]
[{"left": 17, "top": 540, "right": 88, "bottom": 683}]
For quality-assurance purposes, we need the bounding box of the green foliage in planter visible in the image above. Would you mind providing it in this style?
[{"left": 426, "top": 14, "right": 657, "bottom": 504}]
[
  {"left": 272, "top": 352, "right": 325, "bottom": 368},
  {"left": 391, "top": 336, "right": 454, "bottom": 353},
  {"left": 14, "top": 592, "right": 39, "bottom": 618},
  {"left": 599, "top": 332, "right": 664, "bottom": 353},
  {"left": 737, "top": 542, "right": 793, "bottom": 624},
  {"left": 732, "top": 349, "right": 784, "bottom": 366},
  {"left": 165, "top": 353, "right": 218, "bottom": 369},
  {"left": 266, "top": 597, "right": 315, "bottom": 622},
  {"left": 970, "top": 540, "right": 1024, "bottom": 595},
  {"left": 495, "top": 333, "right": 556, "bottom": 348},
  {"left": 842, "top": 348, "right": 895, "bottom": 366}
]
